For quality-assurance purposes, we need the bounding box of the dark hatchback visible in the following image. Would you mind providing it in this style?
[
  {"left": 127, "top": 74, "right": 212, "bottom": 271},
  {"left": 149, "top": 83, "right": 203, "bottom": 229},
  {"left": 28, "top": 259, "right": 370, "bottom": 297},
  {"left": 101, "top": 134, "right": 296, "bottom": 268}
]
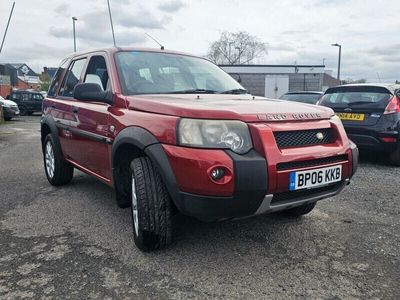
[
  {"left": 9, "top": 90, "right": 44, "bottom": 116},
  {"left": 280, "top": 91, "right": 323, "bottom": 104},
  {"left": 318, "top": 84, "right": 400, "bottom": 165}
]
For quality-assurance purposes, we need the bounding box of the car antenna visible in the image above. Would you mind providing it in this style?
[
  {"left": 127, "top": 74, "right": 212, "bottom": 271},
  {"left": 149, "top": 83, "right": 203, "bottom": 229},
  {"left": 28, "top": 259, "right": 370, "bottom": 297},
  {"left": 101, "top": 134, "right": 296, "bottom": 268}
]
[{"left": 145, "top": 33, "right": 164, "bottom": 50}]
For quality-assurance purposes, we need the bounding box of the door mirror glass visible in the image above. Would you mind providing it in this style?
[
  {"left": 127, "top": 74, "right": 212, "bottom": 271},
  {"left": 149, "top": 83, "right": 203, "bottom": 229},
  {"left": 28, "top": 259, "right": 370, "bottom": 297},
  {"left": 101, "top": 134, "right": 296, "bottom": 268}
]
[{"left": 73, "top": 83, "right": 112, "bottom": 104}]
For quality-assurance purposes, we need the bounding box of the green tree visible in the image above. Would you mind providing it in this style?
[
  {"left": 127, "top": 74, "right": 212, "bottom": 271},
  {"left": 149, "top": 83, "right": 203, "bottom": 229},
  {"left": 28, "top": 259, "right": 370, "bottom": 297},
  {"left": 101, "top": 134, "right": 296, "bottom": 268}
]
[{"left": 39, "top": 73, "right": 51, "bottom": 92}]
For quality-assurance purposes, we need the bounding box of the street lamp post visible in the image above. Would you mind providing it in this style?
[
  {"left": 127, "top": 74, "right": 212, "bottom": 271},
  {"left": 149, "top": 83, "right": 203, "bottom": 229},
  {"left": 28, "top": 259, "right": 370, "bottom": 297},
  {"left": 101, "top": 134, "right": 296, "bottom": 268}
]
[
  {"left": 72, "top": 17, "right": 77, "bottom": 52},
  {"left": 235, "top": 46, "right": 241, "bottom": 64},
  {"left": 331, "top": 43, "right": 341, "bottom": 81}
]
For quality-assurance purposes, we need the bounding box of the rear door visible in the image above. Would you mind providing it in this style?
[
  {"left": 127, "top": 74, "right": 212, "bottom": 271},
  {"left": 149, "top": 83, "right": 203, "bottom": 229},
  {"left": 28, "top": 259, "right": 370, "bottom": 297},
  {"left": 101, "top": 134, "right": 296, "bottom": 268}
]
[
  {"left": 54, "top": 58, "right": 88, "bottom": 164},
  {"left": 31, "top": 93, "right": 43, "bottom": 111},
  {"left": 69, "top": 54, "right": 112, "bottom": 179},
  {"left": 320, "top": 86, "right": 393, "bottom": 126}
]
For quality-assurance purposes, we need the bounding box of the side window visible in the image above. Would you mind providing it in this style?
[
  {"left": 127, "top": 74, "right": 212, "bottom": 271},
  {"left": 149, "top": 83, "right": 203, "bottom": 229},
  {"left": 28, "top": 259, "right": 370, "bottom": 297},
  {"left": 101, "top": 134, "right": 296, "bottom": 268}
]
[
  {"left": 59, "top": 58, "right": 87, "bottom": 97},
  {"left": 22, "top": 94, "right": 30, "bottom": 101},
  {"left": 33, "top": 94, "right": 43, "bottom": 101},
  {"left": 48, "top": 60, "right": 69, "bottom": 97},
  {"left": 11, "top": 93, "right": 20, "bottom": 101},
  {"left": 83, "top": 55, "right": 110, "bottom": 91}
]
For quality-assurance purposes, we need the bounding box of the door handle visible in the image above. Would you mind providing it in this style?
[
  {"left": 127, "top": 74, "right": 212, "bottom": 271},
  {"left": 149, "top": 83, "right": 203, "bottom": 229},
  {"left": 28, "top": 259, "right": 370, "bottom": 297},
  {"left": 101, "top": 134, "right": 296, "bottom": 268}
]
[{"left": 72, "top": 106, "right": 79, "bottom": 114}]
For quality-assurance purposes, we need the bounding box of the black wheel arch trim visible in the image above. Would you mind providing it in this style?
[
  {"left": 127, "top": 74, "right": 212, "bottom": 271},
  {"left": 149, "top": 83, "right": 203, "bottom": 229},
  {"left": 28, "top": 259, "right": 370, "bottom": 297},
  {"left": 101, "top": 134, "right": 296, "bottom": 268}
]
[
  {"left": 111, "top": 126, "right": 181, "bottom": 207},
  {"left": 40, "top": 115, "right": 62, "bottom": 155}
]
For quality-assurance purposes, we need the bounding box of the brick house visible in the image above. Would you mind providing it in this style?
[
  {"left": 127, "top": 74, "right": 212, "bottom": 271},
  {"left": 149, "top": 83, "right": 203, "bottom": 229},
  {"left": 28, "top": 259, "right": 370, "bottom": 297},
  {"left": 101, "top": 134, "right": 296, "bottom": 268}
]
[{"left": 0, "top": 63, "right": 40, "bottom": 97}]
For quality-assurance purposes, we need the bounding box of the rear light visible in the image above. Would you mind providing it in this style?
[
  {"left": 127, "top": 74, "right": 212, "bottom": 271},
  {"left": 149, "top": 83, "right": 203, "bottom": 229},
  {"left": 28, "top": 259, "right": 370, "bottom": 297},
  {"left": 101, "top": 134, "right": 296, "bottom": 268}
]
[
  {"left": 380, "top": 137, "right": 397, "bottom": 143},
  {"left": 383, "top": 96, "right": 400, "bottom": 114}
]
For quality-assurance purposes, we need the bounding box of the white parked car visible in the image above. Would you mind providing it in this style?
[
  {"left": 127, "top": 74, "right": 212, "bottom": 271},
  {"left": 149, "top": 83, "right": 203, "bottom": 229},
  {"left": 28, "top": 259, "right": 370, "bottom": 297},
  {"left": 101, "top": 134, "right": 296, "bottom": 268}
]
[{"left": 0, "top": 96, "right": 20, "bottom": 121}]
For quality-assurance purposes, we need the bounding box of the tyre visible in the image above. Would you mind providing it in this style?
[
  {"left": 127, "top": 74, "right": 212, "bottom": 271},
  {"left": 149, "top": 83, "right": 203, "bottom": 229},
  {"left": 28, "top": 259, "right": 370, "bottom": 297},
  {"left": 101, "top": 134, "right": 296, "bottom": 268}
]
[
  {"left": 283, "top": 202, "right": 316, "bottom": 217},
  {"left": 19, "top": 105, "right": 28, "bottom": 116},
  {"left": 130, "top": 157, "right": 172, "bottom": 251},
  {"left": 389, "top": 145, "right": 400, "bottom": 166},
  {"left": 4, "top": 116, "right": 12, "bottom": 121},
  {"left": 43, "top": 134, "right": 74, "bottom": 186}
]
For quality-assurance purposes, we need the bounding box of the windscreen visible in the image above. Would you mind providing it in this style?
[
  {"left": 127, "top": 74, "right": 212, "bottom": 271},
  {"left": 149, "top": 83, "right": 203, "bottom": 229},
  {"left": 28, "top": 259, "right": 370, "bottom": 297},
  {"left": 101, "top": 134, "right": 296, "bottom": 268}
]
[
  {"left": 280, "top": 93, "right": 321, "bottom": 104},
  {"left": 115, "top": 51, "right": 246, "bottom": 95},
  {"left": 321, "top": 86, "right": 392, "bottom": 109}
]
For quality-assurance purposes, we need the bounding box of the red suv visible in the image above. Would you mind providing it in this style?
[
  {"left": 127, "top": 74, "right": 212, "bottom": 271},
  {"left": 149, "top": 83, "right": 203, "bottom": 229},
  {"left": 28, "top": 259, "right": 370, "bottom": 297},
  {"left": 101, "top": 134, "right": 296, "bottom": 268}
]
[{"left": 41, "top": 48, "right": 358, "bottom": 251}]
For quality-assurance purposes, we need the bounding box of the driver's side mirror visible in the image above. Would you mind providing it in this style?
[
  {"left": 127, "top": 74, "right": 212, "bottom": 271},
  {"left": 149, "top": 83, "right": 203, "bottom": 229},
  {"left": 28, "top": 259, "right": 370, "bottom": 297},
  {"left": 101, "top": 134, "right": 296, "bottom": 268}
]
[{"left": 73, "top": 83, "right": 112, "bottom": 104}]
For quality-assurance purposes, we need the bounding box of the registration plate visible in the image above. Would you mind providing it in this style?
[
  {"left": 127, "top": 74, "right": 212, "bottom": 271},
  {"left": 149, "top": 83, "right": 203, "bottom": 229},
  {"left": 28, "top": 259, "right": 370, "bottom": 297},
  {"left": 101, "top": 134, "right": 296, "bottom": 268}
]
[
  {"left": 337, "top": 113, "right": 365, "bottom": 121},
  {"left": 289, "top": 165, "right": 342, "bottom": 191}
]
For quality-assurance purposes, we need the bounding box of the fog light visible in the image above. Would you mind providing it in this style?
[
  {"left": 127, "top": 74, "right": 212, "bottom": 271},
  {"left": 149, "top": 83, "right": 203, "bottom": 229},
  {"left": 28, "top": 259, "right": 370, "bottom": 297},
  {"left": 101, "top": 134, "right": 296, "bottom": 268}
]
[{"left": 210, "top": 168, "right": 225, "bottom": 180}]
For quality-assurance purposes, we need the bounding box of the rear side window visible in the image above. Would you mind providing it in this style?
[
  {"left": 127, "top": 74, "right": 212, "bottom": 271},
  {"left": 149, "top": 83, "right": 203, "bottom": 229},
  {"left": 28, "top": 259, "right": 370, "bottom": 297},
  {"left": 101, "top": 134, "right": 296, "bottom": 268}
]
[
  {"left": 321, "top": 86, "right": 392, "bottom": 108},
  {"left": 11, "top": 93, "right": 20, "bottom": 101},
  {"left": 59, "top": 58, "right": 87, "bottom": 97},
  {"left": 48, "top": 60, "right": 69, "bottom": 97}
]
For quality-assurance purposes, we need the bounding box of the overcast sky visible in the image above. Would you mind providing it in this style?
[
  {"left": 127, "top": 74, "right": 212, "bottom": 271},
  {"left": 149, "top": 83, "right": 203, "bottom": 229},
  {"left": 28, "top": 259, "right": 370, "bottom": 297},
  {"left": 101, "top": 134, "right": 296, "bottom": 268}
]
[{"left": 0, "top": 0, "right": 399, "bottom": 82}]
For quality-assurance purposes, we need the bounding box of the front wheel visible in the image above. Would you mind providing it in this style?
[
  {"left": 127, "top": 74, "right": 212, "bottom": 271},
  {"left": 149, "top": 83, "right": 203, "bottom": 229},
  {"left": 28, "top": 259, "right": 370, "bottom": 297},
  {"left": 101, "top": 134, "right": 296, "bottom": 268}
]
[
  {"left": 283, "top": 202, "right": 316, "bottom": 217},
  {"left": 19, "top": 105, "right": 28, "bottom": 116},
  {"left": 130, "top": 157, "right": 172, "bottom": 251},
  {"left": 43, "top": 134, "right": 74, "bottom": 186}
]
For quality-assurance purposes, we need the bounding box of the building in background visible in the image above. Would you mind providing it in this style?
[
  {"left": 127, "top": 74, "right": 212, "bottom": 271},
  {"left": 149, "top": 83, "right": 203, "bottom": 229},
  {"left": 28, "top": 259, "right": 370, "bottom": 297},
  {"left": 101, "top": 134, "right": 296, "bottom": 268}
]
[
  {"left": 0, "top": 63, "right": 40, "bottom": 93},
  {"left": 220, "top": 64, "right": 332, "bottom": 98},
  {"left": 0, "top": 75, "right": 11, "bottom": 98}
]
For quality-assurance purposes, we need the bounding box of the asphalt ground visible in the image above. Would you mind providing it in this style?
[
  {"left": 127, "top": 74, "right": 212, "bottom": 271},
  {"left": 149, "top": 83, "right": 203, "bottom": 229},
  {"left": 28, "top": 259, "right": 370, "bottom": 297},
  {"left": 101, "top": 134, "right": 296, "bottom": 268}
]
[{"left": 0, "top": 116, "right": 399, "bottom": 299}]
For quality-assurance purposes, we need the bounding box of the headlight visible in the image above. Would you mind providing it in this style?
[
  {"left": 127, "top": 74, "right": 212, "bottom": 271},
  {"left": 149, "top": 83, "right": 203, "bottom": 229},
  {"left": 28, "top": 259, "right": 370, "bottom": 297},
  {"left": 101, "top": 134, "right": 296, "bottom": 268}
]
[
  {"left": 178, "top": 119, "right": 252, "bottom": 154},
  {"left": 330, "top": 114, "right": 342, "bottom": 124}
]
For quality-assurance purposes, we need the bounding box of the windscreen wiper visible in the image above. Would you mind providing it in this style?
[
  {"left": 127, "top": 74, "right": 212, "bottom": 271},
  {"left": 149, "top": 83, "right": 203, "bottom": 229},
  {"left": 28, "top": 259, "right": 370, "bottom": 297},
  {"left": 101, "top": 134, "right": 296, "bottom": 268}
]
[
  {"left": 166, "top": 89, "right": 218, "bottom": 94},
  {"left": 219, "top": 88, "right": 249, "bottom": 94}
]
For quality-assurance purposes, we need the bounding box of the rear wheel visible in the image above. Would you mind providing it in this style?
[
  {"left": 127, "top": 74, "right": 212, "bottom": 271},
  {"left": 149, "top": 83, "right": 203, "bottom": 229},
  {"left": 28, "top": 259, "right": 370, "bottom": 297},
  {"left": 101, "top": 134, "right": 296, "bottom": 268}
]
[
  {"left": 130, "top": 157, "right": 172, "bottom": 251},
  {"left": 283, "top": 202, "right": 316, "bottom": 217},
  {"left": 4, "top": 116, "right": 12, "bottom": 121},
  {"left": 389, "top": 144, "right": 400, "bottom": 166},
  {"left": 43, "top": 134, "right": 74, "bottom": 186}
]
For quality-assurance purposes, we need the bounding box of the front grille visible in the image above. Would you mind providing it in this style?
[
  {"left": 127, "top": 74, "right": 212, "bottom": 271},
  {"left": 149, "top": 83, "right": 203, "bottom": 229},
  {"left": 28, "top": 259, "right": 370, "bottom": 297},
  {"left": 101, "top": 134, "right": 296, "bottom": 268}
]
[
  {"left": 271, "top": 182, "right": 343, "bottom": 203},
  {"left": 274, "top": 128, "right": 334, "bottom": 148},
  {"left": 276, "top": 154, "right": 348, "bottom": 171}
]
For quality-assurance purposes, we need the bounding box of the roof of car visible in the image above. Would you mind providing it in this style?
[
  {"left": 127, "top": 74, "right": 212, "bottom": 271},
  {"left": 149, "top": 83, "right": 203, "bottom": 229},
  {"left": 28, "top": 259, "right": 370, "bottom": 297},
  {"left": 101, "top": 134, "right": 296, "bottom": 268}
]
[
  {"left": 65, "top": 47, "right": 198, "bottom": 60},
  {"left": 284, "top": 91, "right": 324, "bottom": 95},
  {"left": 330, "top": 83, "right": 400, "bottom": 93}
]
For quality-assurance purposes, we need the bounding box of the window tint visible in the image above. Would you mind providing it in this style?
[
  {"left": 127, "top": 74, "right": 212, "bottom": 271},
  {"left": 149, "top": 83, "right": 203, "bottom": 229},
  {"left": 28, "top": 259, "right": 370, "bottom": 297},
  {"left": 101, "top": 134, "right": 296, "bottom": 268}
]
[
  {"left": 321, "top": 86, "right": 392, "bottom": 109},
  {"left": 48, "top": 59, "right": 69, "bottom": 97},
  {"left": 59, "top": 58, "right": 87, "bottom": 97},
  {"left": 84, "top": 56, "right": 110, "bottom": 91}
]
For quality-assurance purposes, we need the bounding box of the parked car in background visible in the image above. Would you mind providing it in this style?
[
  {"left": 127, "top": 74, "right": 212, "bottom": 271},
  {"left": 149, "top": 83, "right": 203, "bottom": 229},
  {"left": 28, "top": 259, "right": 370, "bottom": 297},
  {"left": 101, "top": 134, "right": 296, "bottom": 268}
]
[
  {"left": 318, "top": 83, "right": 400, "bottom": 165},
  {"left": 0, "top": 96, "right": 20, "bottom": 121},
  {"left": 9, "top": 90, "right": 44, "bottom": 115},
  {"left": 280, "top": 91, "right": 323, "bottom": 104}
]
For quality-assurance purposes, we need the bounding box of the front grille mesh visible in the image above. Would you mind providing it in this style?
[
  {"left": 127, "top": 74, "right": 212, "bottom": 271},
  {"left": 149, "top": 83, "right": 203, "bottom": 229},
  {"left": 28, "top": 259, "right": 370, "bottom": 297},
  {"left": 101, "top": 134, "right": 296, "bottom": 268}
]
[
  {"left": 274, "top": 128, "right": 334, "bottom": 148},
  {"left": 276, "top": 154, "right": 348, "bottom": 171}
]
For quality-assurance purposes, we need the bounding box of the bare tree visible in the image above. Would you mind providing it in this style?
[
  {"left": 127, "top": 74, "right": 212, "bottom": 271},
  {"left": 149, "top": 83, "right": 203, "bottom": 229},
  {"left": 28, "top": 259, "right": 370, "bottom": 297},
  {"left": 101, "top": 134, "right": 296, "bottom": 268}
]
[{"left": 207, "top": 31, "right": 267, "bottom": 65}]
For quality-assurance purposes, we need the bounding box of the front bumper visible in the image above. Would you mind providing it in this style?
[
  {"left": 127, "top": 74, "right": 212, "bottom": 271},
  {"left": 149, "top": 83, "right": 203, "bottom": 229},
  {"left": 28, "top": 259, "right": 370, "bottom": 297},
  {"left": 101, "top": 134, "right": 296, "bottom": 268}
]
[
  {"left": 3, "top": 106, "right": 20, "bottom": 118},
  {"left": 179, "top": 179, "right": 349, "bottom": 221},
  {"left": 146, "top": 141, "right": 358, "bottom": 222}
]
